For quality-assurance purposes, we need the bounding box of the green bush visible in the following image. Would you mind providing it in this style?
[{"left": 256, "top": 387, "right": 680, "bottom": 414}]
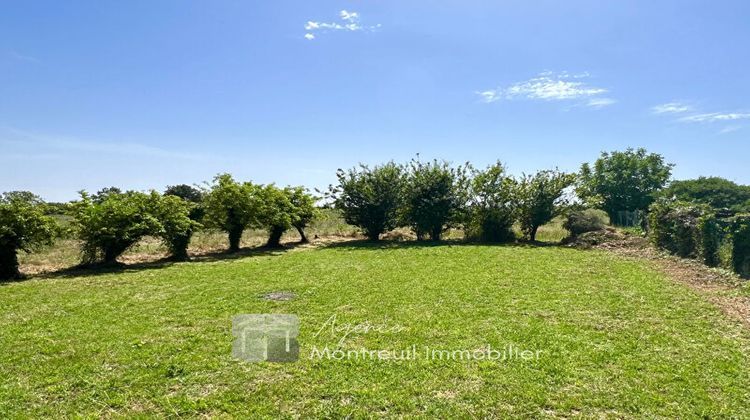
[
  {"left": 330, "top": 162, "right": 405, "bottom": 241},
  {"left": 286, "top": 187, "right": 318, "bottom": 243},
  {"left": 648, "top": 200, "right": 716, "bottom": 259},
  {"left": 203, "top": 174, "right": 261, "bottom": 252},
  {"left": 730, "top": 215, "right": 750, "bottom": 278},
  {"left": 257, "top": 184, "right": 296, "bottom": 248},
  {"left": 697, "top": 214, "right": 723, "bottom": 267},
  {"left": 563, "top": 208, "right": 609, "bottom": 237},
  {"left": 402, "top": 158, "right": 470, "bottom": 241},
  {"left": 465, "top": 162, "right": 516, "bottom": 242},
  {"left": 0, "top": 192, "right": 59, "bottom": 280},
  {"left": 73, "top": 191, "right": 162, "bottom": 265},
  {"left": 516, "top": 170, "right": 576, "bottom": 241},
  {"left": 164, "top": 184, "right": 204, "bottom": 203},
  {"left": 152, "top": 194, "right": 201, "bottom": 261}
]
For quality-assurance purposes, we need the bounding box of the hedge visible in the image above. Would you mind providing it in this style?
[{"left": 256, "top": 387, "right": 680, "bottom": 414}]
[{"left": 648, "top": 200, "right": 750, "bottom": 278}]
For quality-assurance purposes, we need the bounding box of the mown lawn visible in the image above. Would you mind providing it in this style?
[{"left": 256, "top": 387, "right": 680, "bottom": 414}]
[{"left": 1, "top": 243, "right": 749, "bottom": 417}]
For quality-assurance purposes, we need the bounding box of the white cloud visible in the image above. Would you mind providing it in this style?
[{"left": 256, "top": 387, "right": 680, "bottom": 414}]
[
  {"left": 651, "top": 102, "right": 693, "bottom": 114},
  {"left": 478, "top": 72, "right": 612, "bottom": 107},
  {"left": 719, "top": 125, "right": 742, "bottom": 134},
  {"left": 587, "top": 98, "right": 617, "bottom": 109},
  {"left": 303, "top": 10, "right": 379, "bottom": 40},
  {"left": 476, "top": 90, "right": 501, "bottom": 103},
  {"left": 678, "top": 112, "right": 750, "bottom": 123},
  {"left": 340, "top": 10, "right": 359, "bottom": 22},
  {"left": 651, "top": 101, "right": 750, "bottom": 127}
]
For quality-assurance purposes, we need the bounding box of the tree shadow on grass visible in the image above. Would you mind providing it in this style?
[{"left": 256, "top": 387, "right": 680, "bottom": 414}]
[{"left": 4, "top": 242, "right": 306, "bottom": 284}]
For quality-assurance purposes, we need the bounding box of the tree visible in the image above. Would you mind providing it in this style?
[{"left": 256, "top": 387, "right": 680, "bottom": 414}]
[
  {"left": 330, "top": 163, "right": 405, "bottom": 241},
  {"left": 516, "top": 170, "right": 576, "bottom": 241},
  {"left": 164, "top": 184, "right": 204, "bottom": 203},
  {"left": 203, "top": 174, "right": 261, "bottom": 252},
  {"left": 92, "top": 186, "right": 123, "bottom": 204},
  {"left": 466, "top": 162, "right": 517, "bottom": 242},
  {"left": 257, "top": 184, "right": 295, "bottom": 248},
  {"left": 0, "top": 192, "right": 58, "bottom": 280},
  {"left": 577, "top": 148, "right": 673, "bottom": 222},
  {"left": 402, "top": 158, "right": 470, "bottom": 241},
  {"left": 72, "top": 190, "right": 162, "bottom": 265},
  {"left": 286, "top": 187, "right": 318, "bottom": 243},
  {"left": 151, "top": 193, "right": 201, "bottom": 261},
  {"left": 658, "top": 177, "right": 750, "bottom": 211}
]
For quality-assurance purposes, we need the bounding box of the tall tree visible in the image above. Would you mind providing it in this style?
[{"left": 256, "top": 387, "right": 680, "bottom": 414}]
[{"left": 577, "top": 148, "right": 673, "bottom": 221}]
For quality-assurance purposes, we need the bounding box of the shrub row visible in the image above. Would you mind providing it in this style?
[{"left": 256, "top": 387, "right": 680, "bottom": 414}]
[
  {"left": 0, "top": 175, "right": 318, "bottom": 279},
  {"left": 330, "top": 159, "right": 576, "bottom": 242},
  {"left": 647, "top": 200, "right": 750, "bottom": 278}
]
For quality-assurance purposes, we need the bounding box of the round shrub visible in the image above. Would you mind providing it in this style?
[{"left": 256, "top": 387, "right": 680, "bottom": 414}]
[{"left": 563, "top": 209, "right": 609, "bottom": 237}]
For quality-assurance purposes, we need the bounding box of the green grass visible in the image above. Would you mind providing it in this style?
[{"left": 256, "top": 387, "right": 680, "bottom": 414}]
[{"left": 2, "top": 243, "right": 749, "bottom": 417}]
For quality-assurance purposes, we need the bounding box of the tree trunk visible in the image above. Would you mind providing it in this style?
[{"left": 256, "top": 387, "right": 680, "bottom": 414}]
[
  {"left": 266, "top": 226, "right": 285, "bottom": 248},
  {"left": 430, "top": 226, "right": 442, "bottom": 241},
  {"left": 366, "top": 230, "right": 380, "bottom": 241},
  {"left": 228, "top": 227, "right": 243, "bottom": 252},
  {"left": 169, "top": 234, "right": 191, "bottom": 261},
  {"left": 0, "top": 246, "right": 21, "bottom": 281},
  {"left": 103, "top": 243, "right": 127, "bottom": 265},
  {"left": 530, "top": 225, "right": 539, "bottom": 242},
  {"left": 295, "top": 226, "right": 309, "bottom": 243}
]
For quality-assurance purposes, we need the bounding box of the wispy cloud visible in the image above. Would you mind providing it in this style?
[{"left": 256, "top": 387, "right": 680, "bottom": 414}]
[
  {"left": 651, "top": 102, "right": 692, "bottom": 114},
  {"left": 8, "top": 50, "right": 40, "bottom": 63},
  {"left": 304, "top": 10, "right": 381, "bottom": 40},
  {"left": 651, "top": 101, "right": 750, "bottom": 133},
  {"left": 477, "top": 72, "right": 612, "bottom": 108},
  {"left": 679, "top": 112, "right": 750, "bottom": 123},
  {"left": 1, "top": 126, "right": 211, "bottom": 161},
  {"left": 587, "top": 98, "right": 617, "bottom": 109},
  {"left": 719, "top": 125, "right": 742, "bottom": 135}
]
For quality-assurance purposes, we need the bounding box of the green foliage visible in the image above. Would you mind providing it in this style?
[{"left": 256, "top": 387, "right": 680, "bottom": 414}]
[
  {"left": 331, "top": 162, "right": 405, "bottom": 241},
  {"left": 92, "top": 186, "right": 123, "bottom": 204},
  {"left": 563, "top": 208, "right": 609, "bottom": 237},
  {"left": 402, "top": 158, "right": 470, "bottom": 241},
  {"left": 516, "top": 170, "right": 576, "bottom": 241},
  {"left": 0, "top": 192, "right": 58, "bottom": 280},
  {"left": 151, "top": 194, "right": 201, "bottom": 261},
  {"left": 577, "top": 148, "right": 673, "bottom": 222},
  {"left": 257, "top": 184, "right": 296, "bottom": 248},
  {"left": 203, "top": 174, "right": 261, "bottom": 251},
  {"left": 72, "top": 191, "right": 162, "bottom": 265},
  {"left": 286, "top": 186, "right": 318, "bottom": 243},
  {"left": 164, "top": 184, "right": 204, "bottom": 203},
  {"left": 697, "top": 214, "right": 722, "bottom": 267},
  {"left": 730, "top": 215, "right": 750, "bottom": 278},
  {"left": 465, "top": 162, "right": 517, "bottom": 242},
  {"left": 647, "top": 200, "right": 715, "bottom": 259},
  {"left": 659, "top": 177, "right": 750, "bottom": 212}
]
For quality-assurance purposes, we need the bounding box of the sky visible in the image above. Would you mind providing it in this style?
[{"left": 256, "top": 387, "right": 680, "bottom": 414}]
[{"left": 2, "top": 0, "right": 749, "bottom": 202}]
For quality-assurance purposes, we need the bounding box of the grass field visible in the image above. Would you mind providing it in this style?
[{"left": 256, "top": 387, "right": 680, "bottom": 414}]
[{"left": 2, "top": 242, "right": 750, "bottom": 417}]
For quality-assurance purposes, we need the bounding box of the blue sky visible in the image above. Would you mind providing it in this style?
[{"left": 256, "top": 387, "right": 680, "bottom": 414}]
[{"left": 2, "top": 0, "right": 749, "bottom": 201}]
